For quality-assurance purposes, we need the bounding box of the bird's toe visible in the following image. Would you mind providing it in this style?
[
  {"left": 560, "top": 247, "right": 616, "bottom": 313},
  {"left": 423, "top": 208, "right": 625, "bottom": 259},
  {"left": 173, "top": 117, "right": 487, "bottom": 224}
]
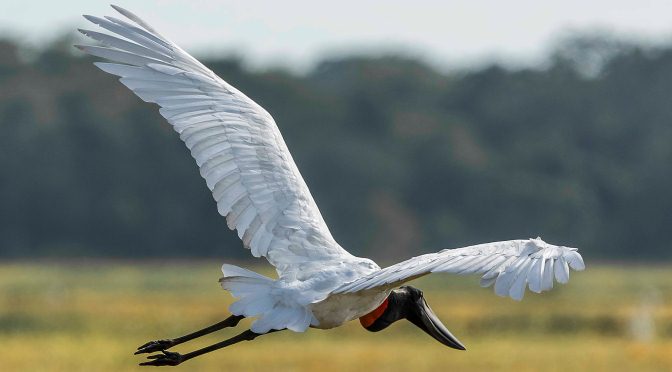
[
  {"left": 139, "top": 350, "right": 184, "bottom": 366},
  {"left": 135, "top": 339, "right": 175, "bottom": 355}
]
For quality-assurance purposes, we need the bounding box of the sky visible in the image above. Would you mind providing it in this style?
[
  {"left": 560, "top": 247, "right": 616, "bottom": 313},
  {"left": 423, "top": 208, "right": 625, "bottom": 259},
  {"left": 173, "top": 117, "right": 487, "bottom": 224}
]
[{"left": 2, "top": 0, "right": 672, "bottom": 71}]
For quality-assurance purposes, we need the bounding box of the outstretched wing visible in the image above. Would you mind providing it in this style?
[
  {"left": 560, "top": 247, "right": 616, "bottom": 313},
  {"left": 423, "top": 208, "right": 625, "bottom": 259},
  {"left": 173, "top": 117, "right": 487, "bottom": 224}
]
[
  {"left": 333, "top": 238, "right": 585, "bottom": 300},
  {"left": 77, "top": 5, "right": 354, "bottom": 277}
]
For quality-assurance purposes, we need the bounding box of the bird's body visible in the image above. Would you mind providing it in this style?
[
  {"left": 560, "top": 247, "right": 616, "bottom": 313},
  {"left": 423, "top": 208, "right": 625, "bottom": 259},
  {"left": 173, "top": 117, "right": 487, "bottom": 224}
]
[
  {"left": 223, "top": 257, "right": 385, "bottom": 331},
  {"left": 218, "top": 256, "right": 382, "bottom": 332},
  {"left": 78, "top": 5, "right": 586, "bottom": 366}
]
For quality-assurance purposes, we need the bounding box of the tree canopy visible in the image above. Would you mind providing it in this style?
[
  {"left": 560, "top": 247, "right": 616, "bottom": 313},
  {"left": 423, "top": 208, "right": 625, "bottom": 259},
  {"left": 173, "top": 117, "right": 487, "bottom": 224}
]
[{"left": 1, "top": 35, "right": 670, "bottom": 262}]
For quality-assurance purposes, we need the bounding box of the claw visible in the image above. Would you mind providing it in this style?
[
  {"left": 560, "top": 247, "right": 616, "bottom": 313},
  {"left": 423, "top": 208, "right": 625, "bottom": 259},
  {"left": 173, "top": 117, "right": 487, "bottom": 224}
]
[
  {"left": 140, "top": 350, "right": 184, "bottom": 367},
  {"left": 135, "top": 339, "right": 175, "bottom": 355}
]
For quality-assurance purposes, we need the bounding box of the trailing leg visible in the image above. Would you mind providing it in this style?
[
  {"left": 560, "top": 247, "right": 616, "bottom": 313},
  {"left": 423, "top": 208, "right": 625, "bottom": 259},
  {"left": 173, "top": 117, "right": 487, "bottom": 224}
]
[
  {"left": 135, "top": 314, "right": 244, "bottom": 354},
  {"left": 140, "top": 329, "right": 281, "bottom": 366}
]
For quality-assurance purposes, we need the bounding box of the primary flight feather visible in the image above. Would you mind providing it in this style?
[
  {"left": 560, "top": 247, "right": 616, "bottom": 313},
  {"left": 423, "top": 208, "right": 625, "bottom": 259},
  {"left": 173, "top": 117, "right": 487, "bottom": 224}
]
[{"left": 78, "top": 5, "right": 585, "bottom": 366}]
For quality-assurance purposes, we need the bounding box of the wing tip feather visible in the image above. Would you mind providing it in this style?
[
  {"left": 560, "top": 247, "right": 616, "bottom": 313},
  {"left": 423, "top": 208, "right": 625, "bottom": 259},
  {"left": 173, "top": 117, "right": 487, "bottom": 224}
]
[{"left": 82, "top": 14, "right": 101, "bottom": 23}]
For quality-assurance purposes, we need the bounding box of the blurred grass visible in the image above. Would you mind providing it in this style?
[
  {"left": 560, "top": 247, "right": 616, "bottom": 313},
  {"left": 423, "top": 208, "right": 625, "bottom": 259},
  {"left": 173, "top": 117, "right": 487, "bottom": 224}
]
[{"left": 0, "top": 262, "right": 671, "bottom": 371}]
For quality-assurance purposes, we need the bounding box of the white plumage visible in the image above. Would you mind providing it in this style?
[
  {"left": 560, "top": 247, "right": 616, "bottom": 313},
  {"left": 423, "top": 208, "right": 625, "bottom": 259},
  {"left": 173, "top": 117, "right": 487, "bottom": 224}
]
[
  {"left": 79, "top": 5, "right": 585, "bottom": 336},
  {"left": 78, "top": 9, "right": 353, "bottom": 281},
  {"left": 333, "top": 238, "right": 585, "bottom": 300}
]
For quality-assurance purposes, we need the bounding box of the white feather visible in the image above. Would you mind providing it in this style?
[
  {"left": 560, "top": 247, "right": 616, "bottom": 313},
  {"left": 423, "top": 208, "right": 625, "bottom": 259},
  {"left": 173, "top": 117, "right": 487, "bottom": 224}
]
[
  {"left": 334, "top": 238, "right": 585, "bottom": 301},
  {"left": 81, "top": 5, "right": 354, "bottom": 279}
]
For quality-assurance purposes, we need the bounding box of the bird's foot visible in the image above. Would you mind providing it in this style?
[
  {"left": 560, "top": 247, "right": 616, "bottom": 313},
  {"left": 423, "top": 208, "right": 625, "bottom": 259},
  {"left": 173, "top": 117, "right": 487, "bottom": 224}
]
[
  {"left": 135, "top": 339, "right": 175, "bottom": 355},
  {"left": 139, "top": 350, "right": 184, "bottom": 367}
]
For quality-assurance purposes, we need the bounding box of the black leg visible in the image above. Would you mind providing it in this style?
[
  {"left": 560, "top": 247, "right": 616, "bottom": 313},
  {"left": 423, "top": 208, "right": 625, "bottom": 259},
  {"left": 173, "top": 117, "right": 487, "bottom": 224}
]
[
  {"left": 135, "top": 314, "right": 245, "bottom": 355},
  {"left": 140, "top": 329, "right": 281, "bottom": 366}
]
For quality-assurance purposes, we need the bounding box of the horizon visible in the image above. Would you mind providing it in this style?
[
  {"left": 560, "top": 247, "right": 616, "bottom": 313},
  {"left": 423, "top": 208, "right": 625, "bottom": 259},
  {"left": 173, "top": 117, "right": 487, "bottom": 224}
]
[{"left": 2, "top": 0, "right": 672, "bottom": 72}]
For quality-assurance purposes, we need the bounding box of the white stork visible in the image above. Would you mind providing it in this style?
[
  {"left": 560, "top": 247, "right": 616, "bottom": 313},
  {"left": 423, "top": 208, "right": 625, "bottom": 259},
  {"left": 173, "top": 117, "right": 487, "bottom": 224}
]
[{"left": 77, "top": 5, "right": 586, "bottom": 366}]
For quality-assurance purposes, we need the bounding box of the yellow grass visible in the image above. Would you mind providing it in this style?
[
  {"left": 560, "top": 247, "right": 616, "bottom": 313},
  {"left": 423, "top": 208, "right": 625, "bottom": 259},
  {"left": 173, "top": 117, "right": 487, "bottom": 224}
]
[{"left": 0, "top": 263, "right": 670, "bottom": 371}]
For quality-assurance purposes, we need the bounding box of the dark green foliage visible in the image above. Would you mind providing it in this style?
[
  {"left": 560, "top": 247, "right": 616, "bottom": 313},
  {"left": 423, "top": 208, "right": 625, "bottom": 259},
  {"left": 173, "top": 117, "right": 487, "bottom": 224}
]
[{"left": 0, "top": 35, "right": 670, "bottom": 261}]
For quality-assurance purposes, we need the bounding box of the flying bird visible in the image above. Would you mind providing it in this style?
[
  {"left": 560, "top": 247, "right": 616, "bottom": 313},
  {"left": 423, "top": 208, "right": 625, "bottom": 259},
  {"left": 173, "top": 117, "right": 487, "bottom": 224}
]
[{"left": 77, "top": 5, "right": 586, "bottom": 367}]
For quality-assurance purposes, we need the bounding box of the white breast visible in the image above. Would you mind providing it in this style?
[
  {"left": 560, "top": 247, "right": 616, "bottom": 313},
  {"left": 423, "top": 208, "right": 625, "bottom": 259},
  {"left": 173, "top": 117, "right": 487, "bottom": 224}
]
[{"left": 309, "top": 289, "right": 390, "bottom": 329}]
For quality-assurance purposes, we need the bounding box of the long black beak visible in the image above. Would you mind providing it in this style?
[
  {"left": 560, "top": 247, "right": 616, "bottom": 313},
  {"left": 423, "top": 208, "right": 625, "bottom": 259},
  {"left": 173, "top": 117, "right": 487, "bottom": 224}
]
[{"left": 407, "top": 297, "right": 466, "bottom": 350}]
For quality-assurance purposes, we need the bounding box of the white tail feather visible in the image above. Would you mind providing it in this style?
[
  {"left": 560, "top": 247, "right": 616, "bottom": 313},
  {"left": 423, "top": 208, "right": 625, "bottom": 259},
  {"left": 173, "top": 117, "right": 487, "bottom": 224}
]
[{"left": 219, "top": 264, "right": 313, "bottom": 333}]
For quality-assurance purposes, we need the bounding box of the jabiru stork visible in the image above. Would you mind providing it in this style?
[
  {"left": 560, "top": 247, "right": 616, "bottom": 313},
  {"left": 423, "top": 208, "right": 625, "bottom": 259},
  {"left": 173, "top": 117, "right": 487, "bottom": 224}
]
[{"left": 76, "top": 5, "right": 586, "bottom": 366}]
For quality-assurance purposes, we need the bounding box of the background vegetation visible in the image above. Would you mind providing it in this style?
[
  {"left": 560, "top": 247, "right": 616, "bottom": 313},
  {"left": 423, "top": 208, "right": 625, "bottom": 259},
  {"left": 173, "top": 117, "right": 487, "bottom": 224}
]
[
  {"left": 1, "top": 34, "right": 671, "bottom": 262},
  {"left": 0, "top": 263, "right": 670, "bottom": 371}
]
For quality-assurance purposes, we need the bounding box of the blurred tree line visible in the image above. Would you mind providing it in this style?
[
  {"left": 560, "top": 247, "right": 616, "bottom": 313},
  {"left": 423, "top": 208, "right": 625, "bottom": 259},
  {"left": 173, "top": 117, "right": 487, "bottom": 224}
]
[{"left": 0, "top": 34, "right": 670, "bottom": 262}]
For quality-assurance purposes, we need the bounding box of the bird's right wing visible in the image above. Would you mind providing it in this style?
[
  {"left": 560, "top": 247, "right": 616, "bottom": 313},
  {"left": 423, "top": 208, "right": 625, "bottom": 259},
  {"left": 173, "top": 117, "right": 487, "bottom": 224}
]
[
  {"left": 77, "top": 5, "right": 354, "bottom": 277},
  {"left": 332, "top": 238, "right": 585, "bottom": 300}
]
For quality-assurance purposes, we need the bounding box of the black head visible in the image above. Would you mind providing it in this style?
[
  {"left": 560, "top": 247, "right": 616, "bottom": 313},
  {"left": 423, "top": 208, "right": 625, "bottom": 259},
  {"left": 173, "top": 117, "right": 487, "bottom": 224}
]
[{"left": 360, "top": 286, "right": 466, "bottom": 350}]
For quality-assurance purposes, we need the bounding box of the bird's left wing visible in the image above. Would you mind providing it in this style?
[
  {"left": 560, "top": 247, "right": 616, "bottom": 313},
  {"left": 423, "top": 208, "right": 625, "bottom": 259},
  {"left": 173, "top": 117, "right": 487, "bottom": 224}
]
[
  {"left": 77, "top": 5, "right": 355, "bottom": 277},
  {"left": 332, "top": 238, "right": 585, "bottom": 300}
]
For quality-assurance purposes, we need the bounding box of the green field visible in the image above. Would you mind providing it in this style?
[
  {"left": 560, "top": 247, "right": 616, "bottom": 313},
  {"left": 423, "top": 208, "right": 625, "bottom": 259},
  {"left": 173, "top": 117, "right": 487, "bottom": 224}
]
[{"left": 0, "top": 263, "right": 670, "bottom": 371}]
